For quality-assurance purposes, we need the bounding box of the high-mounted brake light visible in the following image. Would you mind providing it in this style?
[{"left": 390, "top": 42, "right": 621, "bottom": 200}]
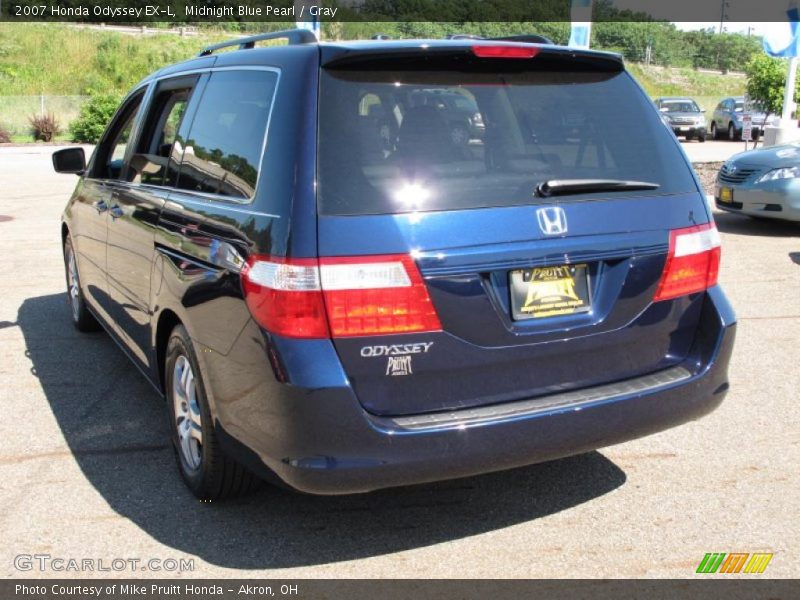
[
  {"left": 471, "top": 45, "right": 539, "bottom": 59},
  {"left": 653, "top": 224, "right": 721, "bottom": 302},
  {"left": 241, "top": 254, "right": 442, "bottom": 339}
]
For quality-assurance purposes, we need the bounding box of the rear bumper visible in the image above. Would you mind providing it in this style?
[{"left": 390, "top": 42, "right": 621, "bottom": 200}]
[
  {"left": 672, "top": 126, "right": 706, "bottom": 138},
  {"left": 215, "top": 287, "right": 736, "bottom": 495}
]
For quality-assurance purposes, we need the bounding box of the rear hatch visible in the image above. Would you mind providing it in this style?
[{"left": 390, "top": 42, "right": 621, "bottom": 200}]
[{"left": 316, "top": 43, "right": 710, "bottom": 417}]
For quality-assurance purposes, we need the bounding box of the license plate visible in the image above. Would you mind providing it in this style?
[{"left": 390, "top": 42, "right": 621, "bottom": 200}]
[
  {"left": 510, "top": 264, "right": 591, "bottom": 320},
  {"left": 718, "top": 187, "right": 733, "bottom": 204}
]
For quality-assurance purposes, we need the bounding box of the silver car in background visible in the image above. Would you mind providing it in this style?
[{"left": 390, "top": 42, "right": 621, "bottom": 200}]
[
  {"left": 715, "top": 143, "right": 800, "bottom": 221},
  {"left": 655, "top": 97, "right": 707, "bottom": 142}
]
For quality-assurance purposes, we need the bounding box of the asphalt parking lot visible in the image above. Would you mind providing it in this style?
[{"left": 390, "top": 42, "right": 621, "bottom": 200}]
[
  {"left": 0, "top": 145, "right": 797, "bottom": 579},
  {"left": 680, "top": 138, "right": 755, "bottom": 163}
]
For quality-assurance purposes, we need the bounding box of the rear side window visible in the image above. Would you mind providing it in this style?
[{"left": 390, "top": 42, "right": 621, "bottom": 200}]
[
  {"left": 176, "top": 70, "right": 278, "bottom": 200},
  {"left": 318, "top": 63, "right": 697, "bottom": 216}
]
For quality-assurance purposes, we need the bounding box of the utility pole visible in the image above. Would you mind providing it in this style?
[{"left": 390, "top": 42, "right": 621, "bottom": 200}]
[{"left": 718, "top": 0, "right": 729, "bottom": 34}]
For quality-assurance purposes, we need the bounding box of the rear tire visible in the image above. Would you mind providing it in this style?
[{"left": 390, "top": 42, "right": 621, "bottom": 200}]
[
  {"left": 165, "top": 324, "right": 259, "bottom": 500},
  {"left": 698, "top": 131, "right": 706, "bottom": 143},
  {"left": 728, "top": 122, "right": 738, "bottom": 141},
  {"left": 63, "top": 235, "right": 100, "bottom": 332},
  {"left": 450, "top": 124, "right": 470, "bottom": 146}
]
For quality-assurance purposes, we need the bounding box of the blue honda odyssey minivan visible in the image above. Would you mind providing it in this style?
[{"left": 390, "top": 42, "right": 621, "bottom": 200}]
[{"left": 53, "top": 31, "right": 736, "bottom": 499}]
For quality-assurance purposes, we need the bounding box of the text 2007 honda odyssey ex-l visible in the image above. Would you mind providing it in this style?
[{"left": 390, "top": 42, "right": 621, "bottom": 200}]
[{"left": 53, "top": 31, "right": 736, "bottom": 499}]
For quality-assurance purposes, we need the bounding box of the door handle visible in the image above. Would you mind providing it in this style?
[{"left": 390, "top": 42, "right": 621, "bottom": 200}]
[
  {"left": 94, "top": 200, "right": 108, "bottom": 213},
  {"left": 109, "top": 205, "right": 124, "bottom": 219}
]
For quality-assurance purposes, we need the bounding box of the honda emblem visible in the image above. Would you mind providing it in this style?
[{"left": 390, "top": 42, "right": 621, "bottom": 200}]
[{"left": 536, "top": 206, "right": 568, "bottom": 236}]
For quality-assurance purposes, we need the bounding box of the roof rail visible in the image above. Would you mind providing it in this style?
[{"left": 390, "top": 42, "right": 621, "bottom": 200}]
[{"left": 198, "top": 29, "right": 317, "bottom": 57}]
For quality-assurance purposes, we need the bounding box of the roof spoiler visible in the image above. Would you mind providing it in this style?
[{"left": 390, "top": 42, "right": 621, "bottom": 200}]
[{"left": 322, "top": 44, "right": 623, "bottom": 71}]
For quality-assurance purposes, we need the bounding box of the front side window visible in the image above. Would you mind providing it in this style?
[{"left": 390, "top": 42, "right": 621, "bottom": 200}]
[
  {"left": 92, "top": 92, "right": 144, "bottom": 180},
  {"left": 128, "top": 79, "right": 195, "bottom": 187},
  {"left": 175, "top": 70, "right": 278, "bottom": 200},
  {"left": 110, "top": 119, "right": 135, "bottom": 163}
]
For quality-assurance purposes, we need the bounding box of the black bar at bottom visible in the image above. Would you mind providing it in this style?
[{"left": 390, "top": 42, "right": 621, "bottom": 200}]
[{"left": 3, "top": 579, "right": 798, "bottom": 600}]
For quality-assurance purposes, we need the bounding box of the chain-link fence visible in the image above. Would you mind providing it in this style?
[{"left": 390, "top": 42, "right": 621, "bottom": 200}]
[{"left": 0, "top": 95, "right": 89, "bottom": 138}]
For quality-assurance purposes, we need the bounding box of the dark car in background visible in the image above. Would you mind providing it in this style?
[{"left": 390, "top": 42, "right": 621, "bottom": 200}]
[
  {"left": 409, "top": 88, "right": 486, "bottom": 145},
  {"left": 655, "top": 97, "right": 707, "bottom": 142},
  {"left": 53, "top": 32, "right": 735, "bottom": 500}
]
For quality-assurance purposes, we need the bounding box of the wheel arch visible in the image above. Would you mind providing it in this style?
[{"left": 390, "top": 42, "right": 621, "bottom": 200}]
[{"left": 155, "top": 308, "right": 183, "bottom": 394}]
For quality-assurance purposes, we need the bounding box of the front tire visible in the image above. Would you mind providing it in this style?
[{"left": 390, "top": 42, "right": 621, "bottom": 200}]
[
  {"left": 165, "top": 325, "right": 258, "bottom": 500},
  {"left": 63, "top": 235, "right": 100, "bottom": 332},
  {"left": 711, "top": 122, "right": 719, "bottom": 140}
]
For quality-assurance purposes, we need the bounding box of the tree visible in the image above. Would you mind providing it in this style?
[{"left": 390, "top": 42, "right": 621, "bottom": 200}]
[
  {"left": 69, "top": 94, "right": 121, "bottom": 144},
  {"left": 745, "top": 53, "right": 797, "bottom": 116}
]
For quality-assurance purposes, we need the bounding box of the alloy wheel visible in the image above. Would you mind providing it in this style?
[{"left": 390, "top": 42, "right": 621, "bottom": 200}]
[
  {"left": 66, "top": 246, "right": 80, "bottom": 321},
  {"left": 172, "top": 355, "right": 203, "bottom": 472}
]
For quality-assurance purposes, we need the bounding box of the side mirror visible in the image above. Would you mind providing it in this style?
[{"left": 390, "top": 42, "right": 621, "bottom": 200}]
[{"left": 52, "top": 147, "right": 86, "bottom": 175}]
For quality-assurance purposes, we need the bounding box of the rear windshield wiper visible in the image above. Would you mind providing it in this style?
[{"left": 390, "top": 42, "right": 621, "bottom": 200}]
[{"left": 536, "top": 179, "right": 660, "bottom": 198}]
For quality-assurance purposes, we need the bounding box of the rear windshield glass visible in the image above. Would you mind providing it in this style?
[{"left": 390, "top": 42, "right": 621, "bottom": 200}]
[
  {"left": 661, "top": 100, "right": 700, "bottom": 113},
  {"left": 318, "top": 63, "right": 696, "bottom": 216}
]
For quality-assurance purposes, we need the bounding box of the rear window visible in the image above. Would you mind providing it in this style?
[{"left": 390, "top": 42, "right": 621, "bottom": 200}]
[
  {"left": 318, "top": 64, "right": 696, "bottom": 216},
  {"left": 661, "top": 100, "right": 700, "bottom": 113}
]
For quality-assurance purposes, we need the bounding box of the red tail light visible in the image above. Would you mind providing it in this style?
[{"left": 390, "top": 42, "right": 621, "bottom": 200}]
[
  {"left": 241, "top": 254, "right": 442, "bottom": 339},
  {"left": 654, "top": 224, "right": 721, "bottom": 302},
  {"left": 241, "top": 256, "right": 329, "bottom": 339},
  {"left": 472, "top": 45, "right": 539, "bottom": 59}
]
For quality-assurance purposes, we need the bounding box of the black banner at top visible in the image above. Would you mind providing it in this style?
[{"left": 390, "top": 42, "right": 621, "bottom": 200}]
[{"left": 1, "top": 0, "right": 800, "bottom": 23}]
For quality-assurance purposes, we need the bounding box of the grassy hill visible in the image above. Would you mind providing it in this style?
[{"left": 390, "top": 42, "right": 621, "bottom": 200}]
[
  {"left": 0, "top": 23, "right": 748, "bottom": 140},
  {"left": 627, "top": 63, "right": 747, "bottom": 119},
  {"left": 0, "top": 23, "right": 229, "bottom": 96},
  {"left": 0, "top": 23, "right": 232, "bottom": 140}
]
